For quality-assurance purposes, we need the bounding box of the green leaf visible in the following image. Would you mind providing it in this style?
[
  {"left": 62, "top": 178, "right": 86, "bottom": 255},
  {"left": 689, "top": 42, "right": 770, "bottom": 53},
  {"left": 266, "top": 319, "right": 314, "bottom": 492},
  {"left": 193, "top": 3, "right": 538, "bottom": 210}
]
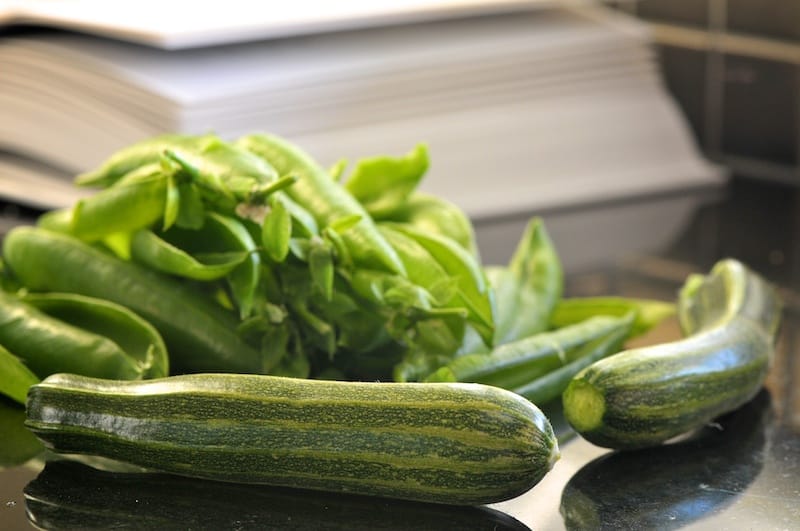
[
  {"left": 0, "top": 345, "right": 39, "bottom": 405},
  {"left": 308, "top": 238, "right": 334, "bottom": 301},
  {"left": 345, "top": 144, "right": 429, "bottom": 218},
  {"left": 175, "top": 181, "right": 206, "bottom": 230}
]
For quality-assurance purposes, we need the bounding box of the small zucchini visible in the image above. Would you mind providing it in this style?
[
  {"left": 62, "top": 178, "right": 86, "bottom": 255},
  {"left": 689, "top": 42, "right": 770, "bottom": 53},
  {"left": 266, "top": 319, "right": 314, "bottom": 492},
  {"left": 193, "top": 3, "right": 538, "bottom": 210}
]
[
  {"left": 26, "top": 372, "right": 560, "bottom": 505},
  {"left": 562, "top": 259, "right": 781, "bottom": 449}
]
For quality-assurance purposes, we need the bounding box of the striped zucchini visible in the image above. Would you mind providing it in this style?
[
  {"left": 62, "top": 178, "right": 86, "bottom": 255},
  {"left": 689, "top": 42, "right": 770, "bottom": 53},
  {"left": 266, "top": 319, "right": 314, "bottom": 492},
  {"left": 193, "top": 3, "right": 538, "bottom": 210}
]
[
  {"left": 26, "top": 373, "right": 560, "bottom": 505},
  {"left": 562, "top": 259, "right": 781, "bottom": 449}
]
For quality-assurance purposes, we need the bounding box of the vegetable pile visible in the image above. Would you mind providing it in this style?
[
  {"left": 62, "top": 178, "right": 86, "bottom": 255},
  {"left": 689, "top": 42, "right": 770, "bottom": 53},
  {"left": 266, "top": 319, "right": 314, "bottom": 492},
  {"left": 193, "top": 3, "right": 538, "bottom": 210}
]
[{"left": 0, "top": 132, "right": 783, "bottom": 506}]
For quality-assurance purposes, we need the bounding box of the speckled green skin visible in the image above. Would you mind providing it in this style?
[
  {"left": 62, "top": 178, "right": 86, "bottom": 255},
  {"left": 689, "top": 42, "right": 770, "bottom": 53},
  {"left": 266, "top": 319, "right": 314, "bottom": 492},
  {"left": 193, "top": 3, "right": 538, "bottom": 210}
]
[
  {"left": 26, "top": 373, "right": 559, "bottom": 505},
  {"left": 562, "top": 259, "right": 781, "bottom": 449}
]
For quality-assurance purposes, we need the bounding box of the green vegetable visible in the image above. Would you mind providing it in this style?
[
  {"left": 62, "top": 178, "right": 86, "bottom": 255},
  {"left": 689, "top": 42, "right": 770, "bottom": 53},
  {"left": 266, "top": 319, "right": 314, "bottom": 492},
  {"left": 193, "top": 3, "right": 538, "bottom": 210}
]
[
  {"left": 26, "top": 372, "right": 560, "bottom": 505},
  {"left": 0, "top": 290, "right": 143, "bottom": 380},
  {"left": 2, "top": 226, "right": 264, "bottom": 375},
  {"left": 236, "top": 133, "right": 407, "bottom": 276},
  {"left": 550, "top": 296, "right": 675, "bottom": 338},
  {"left": 562, "top": 259, "right": 781, "bottom": 449},
  {"left": 486, "top": 217, "right": 562, "bottom": 346},
  {"left": 26, "top": 460, "right": 532, "bottom": 530},
  {"left": 425, "top": 315, "right": 631, "bottom": 389},
  {"left": 0, "top": 344, "right": 39, "bottom": 405},
  {"left": 0, "top": 397, "right": 44, "bottom": 467}
]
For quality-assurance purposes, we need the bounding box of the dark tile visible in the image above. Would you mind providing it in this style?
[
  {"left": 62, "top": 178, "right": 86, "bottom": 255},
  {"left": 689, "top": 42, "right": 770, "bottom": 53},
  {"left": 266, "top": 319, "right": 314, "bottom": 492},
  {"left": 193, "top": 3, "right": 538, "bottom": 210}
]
[
  {"left": 636, "top": 0, "right": 710, "bottom": 27},
  {"left": 721, "top": 54, "right": 799, "bottom": 166},
  {"left": 728, "top": 0, "right": 800, "bottom": 41},
  {"left": 658, "top": 45, "right": 709, "bottom": 147}
]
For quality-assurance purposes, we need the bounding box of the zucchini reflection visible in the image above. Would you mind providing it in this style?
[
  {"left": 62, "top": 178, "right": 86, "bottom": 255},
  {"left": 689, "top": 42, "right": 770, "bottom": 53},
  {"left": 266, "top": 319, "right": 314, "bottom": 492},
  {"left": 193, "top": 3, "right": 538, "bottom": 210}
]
[
  {"left": 560, "top": 390, "right": 771, "bottom": 530},
  {"left": 25, "top": 460, "right": 531, "bottom": 531}
]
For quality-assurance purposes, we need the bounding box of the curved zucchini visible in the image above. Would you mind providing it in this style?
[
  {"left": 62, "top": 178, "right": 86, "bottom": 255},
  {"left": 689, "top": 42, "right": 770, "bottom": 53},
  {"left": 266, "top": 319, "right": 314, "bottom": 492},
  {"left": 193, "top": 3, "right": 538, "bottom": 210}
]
[
  {"left": 562, "top": 259, "right": 781, "bottom": 449},
  {"left": 26, "top": 373, "right": 559, "bottom": 505}
]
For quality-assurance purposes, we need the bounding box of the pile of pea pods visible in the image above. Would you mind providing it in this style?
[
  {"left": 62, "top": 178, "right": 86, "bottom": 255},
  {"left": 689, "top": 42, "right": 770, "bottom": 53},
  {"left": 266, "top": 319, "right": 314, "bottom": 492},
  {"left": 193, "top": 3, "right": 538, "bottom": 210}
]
[{"left": 0, "top": 132, "right": 674, "bottom": 406}]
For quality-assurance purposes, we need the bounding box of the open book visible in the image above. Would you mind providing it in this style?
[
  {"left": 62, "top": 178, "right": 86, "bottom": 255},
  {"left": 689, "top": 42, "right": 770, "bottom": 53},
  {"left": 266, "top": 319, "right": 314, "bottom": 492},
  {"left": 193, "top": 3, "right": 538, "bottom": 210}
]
[{"left": 0, "top": 2, "right": 722, "bottom": 221}]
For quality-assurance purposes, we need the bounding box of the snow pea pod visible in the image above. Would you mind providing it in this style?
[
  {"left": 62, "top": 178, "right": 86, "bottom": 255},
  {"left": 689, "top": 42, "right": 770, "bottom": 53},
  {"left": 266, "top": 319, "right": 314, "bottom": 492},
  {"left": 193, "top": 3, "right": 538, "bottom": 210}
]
[
  {"left": 236, "top": 133, "right": 406, "bottom": 276},
  {"left": 75, "top": 134, "right": 201, "bottom": 188},
  {"left": 0, "top": 290, "right": 142, "bottom": 381},
  {"left": 2, "top": 227, "right": 264, "bottom": 375}
]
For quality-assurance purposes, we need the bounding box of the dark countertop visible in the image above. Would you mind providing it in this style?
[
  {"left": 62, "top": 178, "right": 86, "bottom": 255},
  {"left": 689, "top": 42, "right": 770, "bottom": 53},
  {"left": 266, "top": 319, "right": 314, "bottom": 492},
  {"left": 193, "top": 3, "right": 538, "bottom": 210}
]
[{"left": 0, "top": 176, "right": 798, "bottom": 530}]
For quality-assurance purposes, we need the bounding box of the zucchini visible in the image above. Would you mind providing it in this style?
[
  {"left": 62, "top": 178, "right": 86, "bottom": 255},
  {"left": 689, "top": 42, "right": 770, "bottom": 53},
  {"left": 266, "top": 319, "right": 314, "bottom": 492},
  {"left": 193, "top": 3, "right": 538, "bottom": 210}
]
[
  {"left": 562, "top": 259, "right": 781, "bottom": 449},
  {"left": 26, "top": 372, "right": 559, "bottom": 505}
]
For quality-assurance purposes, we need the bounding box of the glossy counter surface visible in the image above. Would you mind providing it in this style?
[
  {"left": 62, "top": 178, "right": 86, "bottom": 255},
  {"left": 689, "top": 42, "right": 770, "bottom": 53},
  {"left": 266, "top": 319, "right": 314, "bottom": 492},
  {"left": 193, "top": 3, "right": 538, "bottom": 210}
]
[{"left": 0, "top": 177, "right": 798, "bottom": 530}]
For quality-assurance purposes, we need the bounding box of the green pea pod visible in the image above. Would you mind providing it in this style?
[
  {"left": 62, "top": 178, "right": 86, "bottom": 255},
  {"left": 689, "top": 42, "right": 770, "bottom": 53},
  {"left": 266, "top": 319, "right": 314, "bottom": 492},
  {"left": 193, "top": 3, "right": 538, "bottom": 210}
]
[
  {"left": 424, "top": 315, "right": 629, "bottom": 388},
  {"left": 384, "top": 223, "right": 494, "bottom": 345},
  {"left": 261, "top": 195, "right": 292, "bottom": 262},
  {"left": 174, "top": 181, "right": 206, "bottom": 230},
  {"left": 344, "top": 144, "right": 429, "bottom": 218},
  {"left": 0, "top": 290, "right": 142, "bottom": 380},
  {"left": 75, "top": 133, "right": 201, "bottom": 188},
  {"left": 308, "top": 236, "right": 335, "bottom": 302},
  {"left": 512, "top": 312, "right": 634, "bottom": 405},
  {"left": 236, "top": 133, "right": 406, "bottom": 276},
  {"left": 0, "top": 344, "right": 39, "bottom": 405},
  {"left": 69, "top": 165, "right": 169, "bottom": 242},
  {"left": 2, "top": 227, "right": 263, "bottom": 375},
  {"left": 382, "top": 192, "right": 479, "bottom": 257},
  {"left": 164, "top": 135, "right": 279, "bottom": 204},
  {"left": 488, "top": 217, "right": 563, "bottom": 346},
  {"left": 131, "top": 229, "right": 250, "bottom": 281},
  {"left": 23, "top": 292, "right": 169, "bottom": 379}
]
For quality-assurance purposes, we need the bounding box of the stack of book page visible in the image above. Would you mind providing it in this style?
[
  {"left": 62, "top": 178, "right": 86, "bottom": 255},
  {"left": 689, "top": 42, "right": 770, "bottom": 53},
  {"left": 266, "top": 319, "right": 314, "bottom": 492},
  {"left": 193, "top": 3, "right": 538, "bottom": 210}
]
[{"left": 0, "top": 0, "right": 722, "bottom": 244}]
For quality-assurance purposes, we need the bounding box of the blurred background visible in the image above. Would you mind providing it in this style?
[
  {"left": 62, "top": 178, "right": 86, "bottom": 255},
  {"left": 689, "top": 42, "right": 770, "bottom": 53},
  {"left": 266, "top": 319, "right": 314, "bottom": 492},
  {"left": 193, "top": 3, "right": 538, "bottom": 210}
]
[{"left": 1, "top": 0, "right": 797, "bottom": 289}]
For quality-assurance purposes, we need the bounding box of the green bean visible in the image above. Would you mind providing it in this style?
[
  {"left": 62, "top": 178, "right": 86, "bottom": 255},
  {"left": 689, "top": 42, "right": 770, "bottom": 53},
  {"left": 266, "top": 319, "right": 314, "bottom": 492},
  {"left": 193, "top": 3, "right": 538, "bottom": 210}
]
[
  {"left": 0, "top": 344, "right": 39, "bottom": 405},
  {"left": 344, "top": 144, "right": 429, "bottom": 218},
  {"left": 236, "top": 133, "right": 406, "bottom": 276},
  {"left": 424, "top": 315, "right": 629, "bottom": 388},
  {"left": 0, "top": 290, "right": 141, "bottom": 380},
  {"left": 2, "top": 227, "right": 264, "bottom": 375},
  {"left": 512, "top": 313, "right": 633, "bottom": 404}
]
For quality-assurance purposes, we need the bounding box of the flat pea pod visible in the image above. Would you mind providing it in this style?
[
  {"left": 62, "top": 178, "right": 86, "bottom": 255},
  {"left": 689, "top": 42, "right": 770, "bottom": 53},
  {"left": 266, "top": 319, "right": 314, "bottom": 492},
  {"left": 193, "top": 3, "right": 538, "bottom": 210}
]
[
  {"left": 236, "top": 133, "right": 406, "bottom": 276},
  {"left": 550, "top": 296, "right": 675, "bottom": 339},
  {"left": 0, "top": 344, "right": 40, "bottom": 405},
  {"left": 69, "top": 165, "right": 169, "bottom": 242},
  {"left": 2, "top": 226, "right": 264, "bottom": 375},
  {"left": 75, "top": 134, "right": 203, "bottom": 188},
  {"left": 22, "top": 292, "right": 169, "bottom": 379},
  {"left": 425, "top": 315, "right": 630, "bottom": 389},
  {"left": 487, "top": 217, "right": 562, "bottom": 346},
  {"left": 0, "top": 290, "right": 142, "bottom": 380}
]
